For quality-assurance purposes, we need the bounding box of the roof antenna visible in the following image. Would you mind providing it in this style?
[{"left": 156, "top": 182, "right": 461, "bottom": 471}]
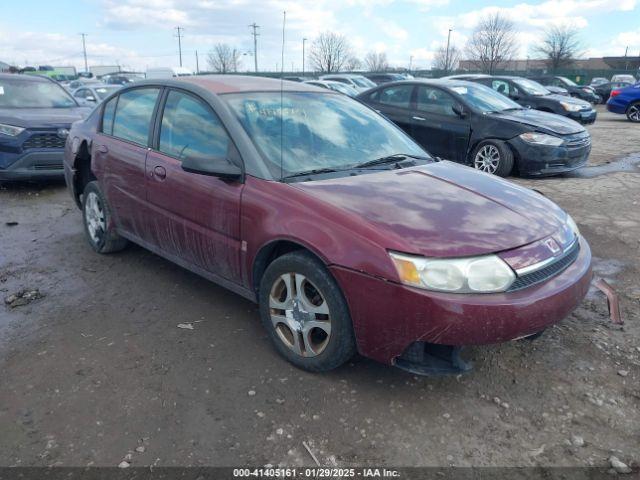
[{"left": 280, "top": 10, "right": 286, "bottom": 181}]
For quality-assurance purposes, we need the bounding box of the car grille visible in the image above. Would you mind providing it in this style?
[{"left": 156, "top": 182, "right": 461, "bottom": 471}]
[
  {"left": 565, "top": 134, "right": 591, "bottom": 148},
  {"left": 508, "top": 240, "right": 580, "bottom": 292},
  {"left": 23, "top": 133, "right": 66, "bottom": 150}
]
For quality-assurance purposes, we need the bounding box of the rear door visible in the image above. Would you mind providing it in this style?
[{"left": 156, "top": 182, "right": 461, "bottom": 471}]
[
  {"left": 93, "top": 87, "right": 161, "bottom": 241},
  {"left": 145, "top": 88, "right": 244, "bottom": 283},
  {"left": 367, "top": 84, "right": 416, "bottom": 136},
  {"left": 410, "top": 85, "right": 471, "bottom": 162}
]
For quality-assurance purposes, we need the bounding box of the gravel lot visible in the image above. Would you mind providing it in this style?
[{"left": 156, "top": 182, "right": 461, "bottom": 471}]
[{"left": 0, "top": 105, "right": 638, "bottom": 469}]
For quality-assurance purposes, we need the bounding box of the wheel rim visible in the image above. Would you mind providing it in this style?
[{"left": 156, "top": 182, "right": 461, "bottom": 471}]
[
  {"left": 84, "top": 191, "right": 106, "bottom": 244},
  {"left": 474, "top": 145, "right": 500, "bottom": 174},
  {"left": 269, "top": 273, "right": 331, "bottom": 357},
  {"left": 629, "top": 105, "right": 640, "bottom": 122}
]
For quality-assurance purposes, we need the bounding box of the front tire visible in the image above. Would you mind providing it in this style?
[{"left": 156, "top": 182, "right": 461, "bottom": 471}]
[
  {"left": 471, "top": 140, "right": 514, "bottom": 177},
  {"left": 626, "top": 102, "right": 640, "bottom": 122},
  {"left": 82, "top": 181, "right": 128, "bottom": 254},
  {"left": 259, "top": 251, "right": 356, "bottom": 372}
]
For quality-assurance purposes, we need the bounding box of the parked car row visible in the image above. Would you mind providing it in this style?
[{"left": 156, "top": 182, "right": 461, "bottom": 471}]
[{"left": 60, "top": 75, "right": 593, "bottom": 375}]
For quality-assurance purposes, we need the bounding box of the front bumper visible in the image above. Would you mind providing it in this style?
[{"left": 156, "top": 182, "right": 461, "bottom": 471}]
[
  {"left": 0, "top": 150, "right": 65, "bottom": 181},
  {"left": 509, "top": 135, "right": 591, "bottom": 176},
  {"left": 330, "top": 237, "right": 592, "bottom": 365},
  {"left": 567, "top": 109, "right": 597, "bottom": 124}
]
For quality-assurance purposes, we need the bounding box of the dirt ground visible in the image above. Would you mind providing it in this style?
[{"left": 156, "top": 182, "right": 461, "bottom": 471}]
[{"left": 0, "top": 105, "right": 638, "bottom": 469}]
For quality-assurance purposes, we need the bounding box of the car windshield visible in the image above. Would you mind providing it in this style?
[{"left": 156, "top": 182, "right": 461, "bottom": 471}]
[
  {"left": 448, "top": 83, "right": 521, "bottom": 113},
  {"left": 224, "top": 91, "right": 427, "bottom": 179},
  {"left": 513, "top": 78, "right": 550, "bottom": 96},
  {"left": 352, "top": 77, "right": 376, "bottom": 88},
  {"left": 0, "top": 77, "right": 77, "bottom": 108},
  {"left": 559, "top": 77, "right": 577, "bottom": 86},
  {"left": 94, "top": 86, "right": 120, "bottom": 99}
]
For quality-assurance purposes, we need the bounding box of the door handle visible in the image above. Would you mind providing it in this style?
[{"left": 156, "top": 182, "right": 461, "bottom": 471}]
[
  {"left": 412, "top": 116, "right": 426, "bottom": 121},
  {"left": 153, "top": 165, "right": 167, "bottom": 180},
  {"left": 96, "top": 144, "right": 108, "bottom": 154}
]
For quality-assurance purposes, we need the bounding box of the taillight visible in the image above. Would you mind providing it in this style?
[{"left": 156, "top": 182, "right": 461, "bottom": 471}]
[{"left": 610, "top": 89, "right": 621, "bottom": 98}]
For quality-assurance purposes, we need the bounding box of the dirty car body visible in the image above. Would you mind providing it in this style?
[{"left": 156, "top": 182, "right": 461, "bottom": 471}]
[{"left": 63, "top": 75, "right": 592, "bottom": 374}]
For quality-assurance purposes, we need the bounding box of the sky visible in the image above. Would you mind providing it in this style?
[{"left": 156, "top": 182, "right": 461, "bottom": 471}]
[{"left": 0, "top": 0, "right": 639, "bottom": 73}]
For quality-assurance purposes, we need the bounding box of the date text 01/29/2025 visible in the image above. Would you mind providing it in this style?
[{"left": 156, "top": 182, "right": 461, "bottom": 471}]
[{"left": 232, "top": 468, "right": 401, "bottom": 478}]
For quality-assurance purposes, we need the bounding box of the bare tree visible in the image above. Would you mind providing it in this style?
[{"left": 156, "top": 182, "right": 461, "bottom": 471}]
[
  {"left": 207, "top": 44, "right": 241, "bottom": 73},
  {"left": 345, "top": 56, "right": 362, "bottom": 71},
  {"left": 465, "top": 13, "right": 518, "bottom": 74},
  {"left": 432, "top": 44, "right": 460, "bottom": 72},
  {"left": 533, "top": 25, "right": 582, "bottom": 71},
  {"left": 364, "top": 52, "right": 389, "bottom": 71},
  {"left": 309, "top": 32, "right": 352, "bottom": 73}
]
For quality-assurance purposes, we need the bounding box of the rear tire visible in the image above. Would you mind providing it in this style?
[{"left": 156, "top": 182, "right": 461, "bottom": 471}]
[
  {"left": 626, "top": 102, "right": 640, "bottom": 123},
  {"left": 82, "top": 181, "right": 128, "bottom": 254},
  {"left": 259, "top": 251, "right": 356, "bottom": 372},
  {"left": 471, "top": 140, "right": 514, "bottom": 177}
]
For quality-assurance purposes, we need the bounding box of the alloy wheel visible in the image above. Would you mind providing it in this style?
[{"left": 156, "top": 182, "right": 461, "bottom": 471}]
[
  {"left": 84, "top": 191, "right": 106, "bottom": 244},
  {"left": 269, "top": 273, "right": 331, "bottom": 357},
  {"left": 629, "top": 104, "right": 640, "bottom": 122},
  {"left": 474, "top": 144, "right": 500, "bottom": 174}
]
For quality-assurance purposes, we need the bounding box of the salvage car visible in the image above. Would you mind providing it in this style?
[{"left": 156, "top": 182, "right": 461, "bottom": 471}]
[
  {"left": 319, "top": 74, "right": 376, "bottom": 93},
  {"left": 592, "top": 81, "right": 633, "bottom": 104},
  {"left": 606, "top": 83, "right": 640, "bottom": 122},
  {"left": 358, "top": 79, "right": 591, "bottom": 177},
  {"left": 528, "top": 76, "right": 599, "bottom": 103},
  {"left": 72, "top": 84, "right": 121, "bottom": 106},
  {"left": 468, "top": 76, "right": 597, "bottom": 124},
  {"left": 63, "top": 75, "right": 592, "bottom": 374},
  {"left": 303, "top": 79, "right": 359, "bottom": 97},
  {"left": 0, "top": 73, "right": 89, "bottom": 181}
]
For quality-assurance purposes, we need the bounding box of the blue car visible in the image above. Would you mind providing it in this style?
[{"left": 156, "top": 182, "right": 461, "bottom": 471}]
[
  {"left": 0, "top": 74, "right": 90, "bottom": 181},
  {"left": 606, "top": 82, "right": 640, "bottom": 122}
]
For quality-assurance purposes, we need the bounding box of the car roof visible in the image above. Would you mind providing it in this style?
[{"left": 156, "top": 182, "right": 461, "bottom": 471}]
[
  {"left": 167, "top": 74, "right": 324, "bottom": 94},
  {"left": 322, "top": 74, "right": 367, "bottom": 78}
]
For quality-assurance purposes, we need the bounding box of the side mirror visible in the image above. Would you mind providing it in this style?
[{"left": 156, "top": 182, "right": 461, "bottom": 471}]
[
  {"left": 181, "top": 155, "right": 242, "bottom": 180},
  {"left": 452, "top": 104, "right": 466, "bottom": 118}
]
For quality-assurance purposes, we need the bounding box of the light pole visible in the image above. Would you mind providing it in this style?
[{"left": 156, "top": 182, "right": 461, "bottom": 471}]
[
  {"left": 80, "top": 33, "right": 88, "bottom": 73},
  {"left": 302, "top": 38, "right": 307, "bottom": 77},
  {"left": 409, "top": 55, "right": 413, "bottom": 72},
  {"left": 444, "top": 28, "right": 452, "bottom": 74}
]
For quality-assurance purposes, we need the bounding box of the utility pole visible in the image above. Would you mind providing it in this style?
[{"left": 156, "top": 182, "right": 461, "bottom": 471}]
[
  {"left": 624, "top": 46, "right": 629, "bottom": 71},
  {"left": 249, "top": 23, "right": 260, "bottom": 72},
  {"left": 302, "top": 38, "right": 307, "bottom": 77},
  {"left": 195, "top": 50, "right": 199, "bottom": 74},
  {"left": 175, "top": 26, "right": 184, "bottom": 67},
  {"left": 444, "top": 28, "right": 452, "bottom": 74},
  {"left": 80, "top": 33, "right": 88, "bottom": 73}
]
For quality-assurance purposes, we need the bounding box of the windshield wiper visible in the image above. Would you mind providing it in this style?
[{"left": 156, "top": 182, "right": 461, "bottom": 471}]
[
  {"left": 282, "top": 167, "right": 341, "bottom": 179},
  {"left": 353, "top": 153, "right": 429, "bottom": 169},
  {"left": 501, "top": 107, "right": 524, "bottom": 111}
]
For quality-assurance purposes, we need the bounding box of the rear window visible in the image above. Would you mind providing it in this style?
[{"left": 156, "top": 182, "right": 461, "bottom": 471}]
[{"left": 111, "top": 88, "right": 160, "bottom": 146}]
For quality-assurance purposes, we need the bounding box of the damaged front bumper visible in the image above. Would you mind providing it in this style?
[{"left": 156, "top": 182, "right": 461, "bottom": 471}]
[{"left": 330, "top": 237, "right": 592, "bottom": 372}]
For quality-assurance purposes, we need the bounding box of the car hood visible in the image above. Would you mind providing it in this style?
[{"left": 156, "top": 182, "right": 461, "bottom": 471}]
[
  {"left": 490, "top": 108, "right": 585, "bottom": 135},
  {"left": 292, "top": 161, "right": 567, "bottom": 257},
  {"left": 0, "top": 107, "right": 90, "bottom": 128}
]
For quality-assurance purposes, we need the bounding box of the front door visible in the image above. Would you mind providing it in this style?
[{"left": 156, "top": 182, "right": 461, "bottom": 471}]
[
  {"left": 369, "top": 84, "right": 416, "bottom": 137},
  {"left": 145, "top": 89, "right": 243, "bottom": 283},
  {"left": 410, "top": 85, "right": 471, "bottom": 163}
]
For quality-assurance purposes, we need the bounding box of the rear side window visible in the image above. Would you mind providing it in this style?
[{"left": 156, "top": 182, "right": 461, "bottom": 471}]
[
  {"left": 112, "top": 88, "right": 160, "bottom": 146},
  {"left": 378, "top": 85, "right": 413, "bottom": 109},
  {"left": 101, "top": 96, "right": 117, "bottom": 135},
  {"left": 159, "top": 90, "right": 230, "bottom": 160}
]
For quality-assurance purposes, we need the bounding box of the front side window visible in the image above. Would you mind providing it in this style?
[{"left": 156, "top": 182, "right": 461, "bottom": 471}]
[
  {"left": 0, "top": 77, "right": 77, "bottom": 108},
  {"left": 112, "top": 88, "right": 160, "bottom": 146},
  {"left": 448, "top": 83, "right": 521, "bottom": 113},
  {"left": 224, "top": 91, "right": 426, "bottom": 179},
  {"left": 378, "top": 85, "right": 414, "bottom": 109},
  {"left": 101, "top": 96, "right": 117, "bottom": 135},
  {"left": 513, "top": 78, "right": 549, "bottom": 96},
  {"left": 159, "top": 90, "right": 229, "bottom": 160},
  {"left": 416, "top": 86, "right": 457, "bottom": 116},
  {"left": 491, "top": 80, "right": 511, "bottom": 96}
]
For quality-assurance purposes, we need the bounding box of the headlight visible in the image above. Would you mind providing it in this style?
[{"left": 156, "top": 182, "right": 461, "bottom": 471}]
[
  {"left": 0, "top": 123, "right": 25, "bottom": 137},
  {"left": 519, "top": 132, "right": 564, "bottom": 146},
  {"left": 566, "top": 214, "right": 580, "bottom": 237},
  {"left": 389, "top": 252, "right": 516, "bottom": 293},
  {"left": 560, "top": 101, "right": 582, "bottom": 112}
]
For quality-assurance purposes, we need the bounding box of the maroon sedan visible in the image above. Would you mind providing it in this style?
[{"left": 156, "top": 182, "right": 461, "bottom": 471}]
[{"left": 63, "top": 76, "right": 592, "bottom": 375}]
